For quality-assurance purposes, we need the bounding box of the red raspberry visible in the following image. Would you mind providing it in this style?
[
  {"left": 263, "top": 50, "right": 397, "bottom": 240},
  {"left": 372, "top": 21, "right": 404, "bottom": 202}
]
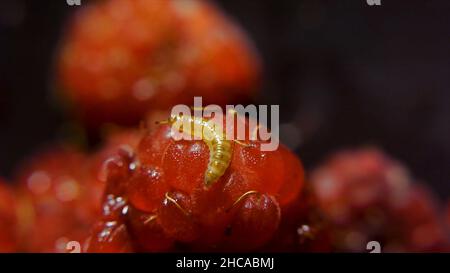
[
  {"left": 262, "top": 183, "right": 333, "bottom": 252},
  {"left": 57, "top": 0, "right": 260, "bottom": 130},
  {"left": 84, "top": 220, "right": 133, "bottom": 253},
  {"left": 14, "top": 129, "right": 141, "bottom": 253},
  {"left": 126, "top": 205, "right": 172, "bottom": 252},
  {"left": 0, "top": 179, "right": 18, "bottom": 252},
  {"left": 277, "top": 146, "right": 305, "bottom": 207},
  {"left": 89, "top": 129, "right": 143, "bottom": 200},
  {"left": 389, "top": 186, "right": 448, "bottom": 252},
  {"left": 158, "top": 191, "right": 199, "bottom": 243},
  {"left": 310, "top": 148, "right": 449, "bottom": 252},
  {"left": 220, "top": 193, "right": 281, "bottom": 251},
  {"left": 15, "top": 146, "right": 95, "bottom": 252},
  {"left": 87, "top": 118, "right": 304, "bottom": 252}
]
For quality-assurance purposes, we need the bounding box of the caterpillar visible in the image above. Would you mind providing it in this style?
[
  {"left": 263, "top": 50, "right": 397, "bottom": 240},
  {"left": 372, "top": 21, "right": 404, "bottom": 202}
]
[{"left": 157, "top": 113, "right": 238, "bottom": 187}]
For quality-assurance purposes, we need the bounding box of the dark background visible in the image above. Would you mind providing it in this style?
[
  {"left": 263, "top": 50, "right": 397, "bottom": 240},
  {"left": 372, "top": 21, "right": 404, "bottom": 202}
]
[{"left": 0, "top": 0, "right": 449, "bottom": 198}]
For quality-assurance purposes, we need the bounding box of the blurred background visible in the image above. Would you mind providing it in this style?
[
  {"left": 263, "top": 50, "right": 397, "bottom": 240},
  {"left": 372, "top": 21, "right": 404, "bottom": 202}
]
[{"left": 0, "top": 0, "right": 449, "bottom": 198}]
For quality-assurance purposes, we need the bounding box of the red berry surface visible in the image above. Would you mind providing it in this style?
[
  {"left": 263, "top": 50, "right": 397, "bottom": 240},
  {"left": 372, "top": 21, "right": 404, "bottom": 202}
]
[
  {"left": 86, "top": 117, "right": 305, "bottom": 252},
  {"left": 89, "top": 129, "right": 143, "bottom": 202},
  {"left": 14, "top": 130, "right": 142, "bottom": 253},
  {"left": 84, "top": 219, "right": 133, "bottom": 253},
  {"left": 15, "top": 146, "right": 95, "bottom": 252},
  {"left": 57, "top": 0, "right": 260, "bottom": 130},
  {"left": 0, "top": 179, "right": 18, "bottom": 252},
  {"left": 310, "top": 148, "right": 449, "bottom": 252},
  {"left": 220, "top": 193, "right": 281, "bottom": 251}
]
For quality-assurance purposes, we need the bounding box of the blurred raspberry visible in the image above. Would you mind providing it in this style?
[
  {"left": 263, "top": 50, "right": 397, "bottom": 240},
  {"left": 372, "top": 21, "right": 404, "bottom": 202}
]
[
  {"left": 14, "top": 129, "right": 142, "bottom": 253},
  {"left": 0, "top": 179, "right": 18, "bottom": 252},
  {"left": 86, "top": 117, "right": 304, "bottom": 252},
  {"left": 15, "top": 146, "right": 95, "bottom": 252},
  {"left": 310, "top": 148, "right": 449, "bottom": 252},
  {"left": 57, "top": 0, "right": 260, "bottom": 131}
]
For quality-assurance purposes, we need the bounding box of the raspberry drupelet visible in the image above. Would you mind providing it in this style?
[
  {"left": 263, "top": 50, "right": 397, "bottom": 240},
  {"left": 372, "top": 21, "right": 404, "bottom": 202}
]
[
  {"left": 57, "top": 0, "right": 260, "bottom": 130},
  {"left": 86, "top": 116, "right": 305, "bottom": 252},
  {"left": 310, "top": 148, "right": 449, "bottom": 252}
]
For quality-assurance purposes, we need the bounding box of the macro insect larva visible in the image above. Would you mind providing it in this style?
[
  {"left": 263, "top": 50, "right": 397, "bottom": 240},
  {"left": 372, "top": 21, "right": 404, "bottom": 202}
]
[{"left": 157, "top": 113, "right": 236, "bottom": 187}]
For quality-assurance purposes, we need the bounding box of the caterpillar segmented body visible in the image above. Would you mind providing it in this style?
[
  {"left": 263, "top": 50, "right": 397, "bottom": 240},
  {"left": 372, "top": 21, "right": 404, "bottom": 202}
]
[{"left": 159, "top": 114, "right": 233, "bottom": 187}]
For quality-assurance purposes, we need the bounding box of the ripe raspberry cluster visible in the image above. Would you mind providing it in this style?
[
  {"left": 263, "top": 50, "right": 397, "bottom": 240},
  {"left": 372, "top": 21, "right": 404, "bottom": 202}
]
[
  {"left": 0, "top": 130, "right": 141, "bottom": 253},
  {"left": 85, "top": 122, "right": 305, "bottom": 252},
  {"left": 58, "top": 0, "right": 260, "bottom": 130},
  {"left": 310, "top": 148, "right": 449, "bottom": 252},
  {"left": 1, "top": 0, "right": 449, "bottom": 253},
  {"left": 14, "top": 147, "right": 93, "bottom": 252}
]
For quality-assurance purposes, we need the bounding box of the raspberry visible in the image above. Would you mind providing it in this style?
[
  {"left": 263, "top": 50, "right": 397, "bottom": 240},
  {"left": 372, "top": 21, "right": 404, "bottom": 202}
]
[
  {"left": 13, "top": 130, "right": 141, "bottom": 253},
  {"left": 277, "top": 146, "right": 305, "bottom": 206},
  {"left": 85, "top": 220, "right": 133, "bottom": 253},
  {"left": 126, "top": 206, "right": 172, "bottom": 252},
  {"left": 84, "top": 189, "right": 133, "bottom": 253},
  {"left": 92, "top": 129, "right": 143, "bottom": 172},
  {"left": 310, "top": 148, "right": 449, "bottom": 252},
  {"left": 158, "top": 191, "right": 199, "bottom": 243},
  {"left": 136, "top": 125, "right": 174, "bottom": 166},
  {"left": 221, "top": 193, "right": 281, "bottom": 251},
  {"left": 162, "top": 141, "right": 210, "bottom": 194},
  {"left": 91, "top": 129, "right": 143, "bottom": 198},
  {"left": 0, "top": 179, "right": 18, "bottom": 252},
  {"left": 57, "top": 0, "right": 260, "bottom": 130},
  {"left": 126, "top": 165, "right": 168, "bottom": 213},
  {"left": 263, "top": 184, "right": 333, "bottom": 252},
  {"left": 15, "top": 146, "right": 95, "bottom": 252},
  {"left": 390, "top": 186, "right": 448, "bottom": 251},
  {"left": 231, "top": 142, "right": 285, "bottom": 197},
  {"left": 88, "top": 118, "right": 305, "bottom": 252}
]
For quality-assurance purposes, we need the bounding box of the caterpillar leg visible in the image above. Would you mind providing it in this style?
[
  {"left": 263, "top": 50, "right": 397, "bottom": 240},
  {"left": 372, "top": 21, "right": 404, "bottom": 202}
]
[
  {"left": 226, "top": 190, "right": 259, "bottom": 212},
  {"left": 144, "top": 214, "right": 158, "bottom": 224},
  {"left": 164, "top": 192, "right": 190, "bottom": 216},
  {"left": 155, "top": 119, "right": 170, "bottom": 125},
  {"left": 233, "top": 139, "right": 253, "bottom": 148}
]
